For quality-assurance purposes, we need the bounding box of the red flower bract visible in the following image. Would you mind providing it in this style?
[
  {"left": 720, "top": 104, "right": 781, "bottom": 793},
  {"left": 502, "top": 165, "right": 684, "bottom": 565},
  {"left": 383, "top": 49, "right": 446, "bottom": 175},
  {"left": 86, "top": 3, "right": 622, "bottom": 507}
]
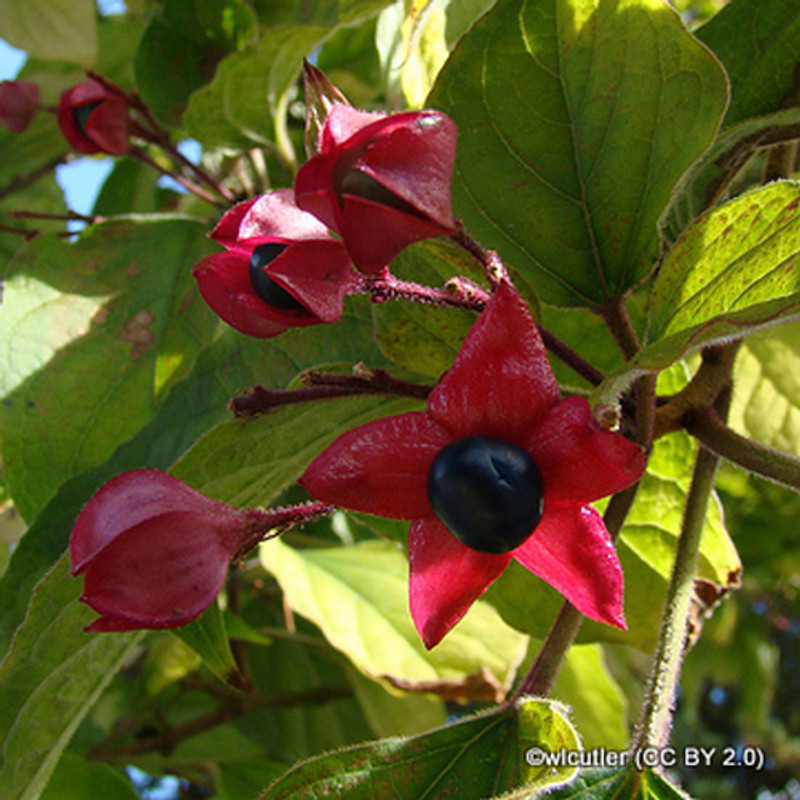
[
  {"left": 0, "top": 80, "right": 41, "bottom": 133},
  {"left": 192, "top": 190, "right": 357, "bottom": 338},
  {"left": 70, "top": 470, "right": 277, "bottom": 632},
  {"left": 301, "top": 282, "right": 646, "bottom": 648},
  {"left": 294, "top": 104, "right": 458, "bottom": 274},
  {"left": 57, "top": 79, "right": 129, "bottom": 155}
]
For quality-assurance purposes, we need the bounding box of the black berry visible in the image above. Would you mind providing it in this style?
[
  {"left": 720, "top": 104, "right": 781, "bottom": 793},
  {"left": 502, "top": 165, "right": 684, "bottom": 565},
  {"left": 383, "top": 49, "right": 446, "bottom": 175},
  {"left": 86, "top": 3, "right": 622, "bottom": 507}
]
[
  {"left": 72, "top": 101, "right": 102, "bottom": 134},
  {"left": 249, "top": 243, "right": 306, "bottom": 313},
  {"left": 427, "top": 436, "right": 544, "bottom": 554}
]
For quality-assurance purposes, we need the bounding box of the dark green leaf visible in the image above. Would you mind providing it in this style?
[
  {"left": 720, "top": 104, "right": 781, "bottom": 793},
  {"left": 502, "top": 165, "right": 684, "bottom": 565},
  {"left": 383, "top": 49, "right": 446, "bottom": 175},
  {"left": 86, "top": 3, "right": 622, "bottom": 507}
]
[
  {"left": 548, "top": 766, "right": 691, "bottom": 799},
  {"left": 696, "top": 0, "right": 800, "bottom": 125},
  {"left": 262, "top": 698, "right": 579, "bottom": 798},
  {"left": 429, "top": 0, "right": 728, "bottom": 308},
  {"left": 134, "top": 0, "right": 258, "bottom": 126},
  {"left": 0, "top": 0, "right": 96, "bottom": 67},
  {"left": 0, "top": 555, "right": 143, "bottom": 800},
  {"left": 40, "top": 754, "right": 139, "bottom": 800}
]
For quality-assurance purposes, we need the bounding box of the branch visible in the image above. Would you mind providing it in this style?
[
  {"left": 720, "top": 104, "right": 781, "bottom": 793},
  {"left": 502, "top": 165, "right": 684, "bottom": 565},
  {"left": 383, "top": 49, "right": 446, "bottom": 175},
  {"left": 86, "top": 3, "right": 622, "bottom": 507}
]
[
  {"left": 88, "top": 685, "right": 354, "bottom": 759},
  {"left": 685, "top": 406, "right": 800, "bottom": 492},
  {"left": 229, "top": 367, "right": 433, "bottom": 418},
  {"left": 654, "top": 342, "right": 741, "bottom": 439},
  {"left": 0, "top": 154, "right": 69, "bottom": 201}
]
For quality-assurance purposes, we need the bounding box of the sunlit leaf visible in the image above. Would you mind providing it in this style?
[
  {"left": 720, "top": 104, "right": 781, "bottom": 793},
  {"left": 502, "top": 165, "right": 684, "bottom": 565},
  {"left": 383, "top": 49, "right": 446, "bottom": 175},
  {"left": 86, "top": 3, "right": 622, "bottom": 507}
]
[
  {"left": 0, "top": 0, "right": 96, "bottom": 67},
  {"left": 0, "top": 219, "right": 218, "bottom": 521},
  {"left": 548, "top": 765, "right": 691, "bottom": 799},
  {"left": 596, "top": 182, "right": 800, "bottom": 405},
  {"left": 260, "top": 538, "right": 528, "bottom": 689},
  {"left": 728, "top": 321, "right": 800, "bottom": 455}
]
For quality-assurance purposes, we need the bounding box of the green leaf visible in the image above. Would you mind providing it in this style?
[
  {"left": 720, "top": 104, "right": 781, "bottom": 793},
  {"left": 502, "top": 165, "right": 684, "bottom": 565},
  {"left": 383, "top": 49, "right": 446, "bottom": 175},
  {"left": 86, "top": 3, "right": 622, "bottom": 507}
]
[
  {"left": 596, "top": 182, "right": 800, "bottom": 405},
  {"left": 547, "top": 766, "right": 691, "bottom": 799},
  {"left": 0, "top": 0, "right": 97, "bottom": 67},
  {"left": 172, "top": 600, "right": 244, "bottom": 689},
  {"left": 262, "top": 698, "right": 579, "bottom": 798},
  {"left": 0, "top": 113, "right": 69, "bottom": 192},
  {"left": 0, "top": 555, "right": 143, "bottom": 800},
  {"left": 260, "top": 538, "right": 528, "bottom": 689},
  {"left": 184, "top": 24, "right": 328, "bottom": 151},
  {"left": 0, "top": 218, "right": 218, "bottom": 521},
  {"left": 375, "top": 0, "right": 449, "bottom": 109},
  {"left": 40, "top": 754, "right": 139, "bottom": 800},
  {"left": 134, "top": 0, "right": 258, "bottom": 126},
  {"left": 553, "top": 644, "right": 628, "bottom": 751},
  {"left": 141, "top": 634, "right": 202, "bottom": 696},
  {"left": 696, "top": 0, "right": 800, "bottom": 126},
  {"left": 218, "top": 761, "right": 288, "bottom": 800},
  {"left": 650, "top": 182, "right": 800, "bottom": 342},
  {"left": 728, "top": 322, "right": 800, "bottom": 454},
  {"left": 371, "top": 239, "right": 484, "bottom": 378},
  {"left": 172, "top": 394, "right": 424, "bottom": 506},
  {"left": 92, "top": 159, "right": 172, "bottom": 216},
  {"left": 428, "top": 0, "right": 728, "bottom": 308}
]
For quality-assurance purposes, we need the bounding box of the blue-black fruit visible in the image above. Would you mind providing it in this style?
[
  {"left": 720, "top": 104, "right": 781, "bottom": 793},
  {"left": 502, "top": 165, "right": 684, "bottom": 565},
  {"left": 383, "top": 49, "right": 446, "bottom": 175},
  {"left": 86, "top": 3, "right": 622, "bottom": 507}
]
[
  {"left": 427, "top": 435, "right": 544, "bottom": 554},
  {"left": 72, "top": 101, "right": 102, "bottom": 134},
  {"left": 249, "top": 243, "right": 306, "bottom": 312}
]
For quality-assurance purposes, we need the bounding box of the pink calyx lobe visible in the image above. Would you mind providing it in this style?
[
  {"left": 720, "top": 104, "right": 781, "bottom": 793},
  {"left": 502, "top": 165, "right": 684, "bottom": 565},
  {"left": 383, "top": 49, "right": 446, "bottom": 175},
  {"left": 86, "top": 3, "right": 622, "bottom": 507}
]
[{"left": 301, "top": 282, "right": 645, "bottom": 647}]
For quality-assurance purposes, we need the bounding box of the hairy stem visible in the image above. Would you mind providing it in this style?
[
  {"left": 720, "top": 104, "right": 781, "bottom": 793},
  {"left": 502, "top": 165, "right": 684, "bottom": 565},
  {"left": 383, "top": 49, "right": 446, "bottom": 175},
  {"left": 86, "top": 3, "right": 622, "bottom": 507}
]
[
  {"left": 602, "top": 295, "right": 641, "bottom": 360},
  {"left": 450, "top": 224, "right": 509, "bottom": 287},
  {"left": 655, "top": 342, "right": 741, "bottom": 439},
  {"left": 354, "top": 268, "right": 488, "bottom": 312},
  {"left": 633, "top": 389, "right": 730, "bottom": 753},
  {"left": 685, "top": 405, "right": 800, "bottom": 491}
]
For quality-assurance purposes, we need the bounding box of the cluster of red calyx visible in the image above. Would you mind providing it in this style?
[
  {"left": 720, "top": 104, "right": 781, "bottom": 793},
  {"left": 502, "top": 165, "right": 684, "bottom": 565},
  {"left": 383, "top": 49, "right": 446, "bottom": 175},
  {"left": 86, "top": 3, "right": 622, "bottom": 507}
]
[
  {"left": 1, "top": 76, "right": 131, "bottom": 152},
  {"left": 193, "top": 101, "right": 458, "bottom": 338},
  {"left": 69, "top": 68, "right": 645, "bottom": 649},
  {"left": 57, "top": 78, "right": 130, "bottom": 155}
]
